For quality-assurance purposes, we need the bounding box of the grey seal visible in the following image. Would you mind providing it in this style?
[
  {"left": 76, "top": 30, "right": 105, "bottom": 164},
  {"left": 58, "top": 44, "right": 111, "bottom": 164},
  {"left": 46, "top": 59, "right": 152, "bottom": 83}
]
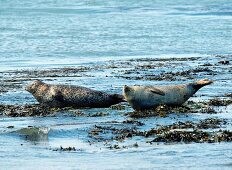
[
  {"left": 26, "top": 80, "right": 124, "bottom": 108},
  {"left": 123, "top": 79, "right": 213, "bottom": 110}
]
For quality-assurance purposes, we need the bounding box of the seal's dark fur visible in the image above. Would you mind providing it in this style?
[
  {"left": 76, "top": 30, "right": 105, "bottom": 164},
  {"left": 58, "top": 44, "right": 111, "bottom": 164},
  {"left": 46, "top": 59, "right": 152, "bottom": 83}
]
[{"left": 26, "top": 80, "right": 124, "bottom": 108}]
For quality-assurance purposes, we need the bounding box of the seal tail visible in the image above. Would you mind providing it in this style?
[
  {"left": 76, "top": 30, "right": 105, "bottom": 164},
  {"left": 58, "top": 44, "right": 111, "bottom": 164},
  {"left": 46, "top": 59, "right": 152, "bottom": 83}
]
[{"left": 191, "top": 79, "right": 213, "bottom": 91}]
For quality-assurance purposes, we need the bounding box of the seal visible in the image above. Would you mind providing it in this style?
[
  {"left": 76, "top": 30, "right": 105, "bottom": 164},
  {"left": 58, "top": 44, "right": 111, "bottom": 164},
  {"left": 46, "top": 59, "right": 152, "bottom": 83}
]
[
  {"left": 26, "top": 80, "right": 125, "bottom": 108},
  {"left": 123, "top": 79, "right": 213, "bottom": 110}
]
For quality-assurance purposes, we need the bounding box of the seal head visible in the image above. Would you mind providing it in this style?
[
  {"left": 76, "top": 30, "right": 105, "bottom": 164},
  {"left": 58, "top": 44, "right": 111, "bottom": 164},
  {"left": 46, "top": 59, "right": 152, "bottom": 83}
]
[{"left": 25, "top": 80, "right": 44, "bottom": 94}]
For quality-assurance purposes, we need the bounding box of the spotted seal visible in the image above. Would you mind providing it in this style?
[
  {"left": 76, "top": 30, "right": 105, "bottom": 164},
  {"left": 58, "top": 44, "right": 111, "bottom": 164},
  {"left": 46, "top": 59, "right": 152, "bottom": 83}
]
[
  {"left": 26, "top": 80, "right": 125, "bottom": 108},
  {"left": 123, "top": 79, "right": 213, "bottom": 110}
]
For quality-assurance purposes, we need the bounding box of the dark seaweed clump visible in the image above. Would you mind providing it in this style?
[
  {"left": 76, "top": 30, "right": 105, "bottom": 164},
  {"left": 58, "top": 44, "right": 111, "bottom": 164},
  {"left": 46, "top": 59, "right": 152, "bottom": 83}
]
[
  {"left": 208, "top": 98, "right": 232, "bottom": 106},
  {"left": 126, "top": 101, "right": 217, "bottom": 118},
  {"left": 126, "top": 104, "right": 197, "bottom": 118},
  {"left": 144, "top": 118, "right": 226, "bottom": 138},
  {"left": 122, "top": 119, "right": 145, "bottom": 126},
  {"left": 0, "top": 99, "right": 219, "bottom": 117},
  {"left": 88, "top": 118, "right": 227, "bottom": 144},
  {"left": 116, "top": 67, "right": 214, "bottom": 81},
  {"left": 89, "top": 124, "right": 142, "bottom": 142},
  {"left": 151, "top": 130, "right": 232, "bottom": 143},
  {"left": 218, "top": 60, "right": 230, "bottom": 65},
  {"left": 87, "top": 112, "right": 109, "bottom": 117},
  {"left": 0, "top": 104, "right": 50, "bottom": 117},
  {"left": 52, "top": 146, "right": 81, "bottom": 152},
  {"left": 107, "top": 143, "right": 139, "bottom": 150},
  {"left": 110, "top": 104, "right": 126, "bottom": 110}
]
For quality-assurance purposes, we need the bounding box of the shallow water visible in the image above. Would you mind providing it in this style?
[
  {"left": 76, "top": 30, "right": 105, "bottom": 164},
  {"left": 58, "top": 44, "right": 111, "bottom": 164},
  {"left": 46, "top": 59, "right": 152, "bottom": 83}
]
[
  {"left": 1, "top": 0, "right": 232, "bottom": 169},
  {"left": 1, "top": 0, "right": 232, "bottom": 70}
]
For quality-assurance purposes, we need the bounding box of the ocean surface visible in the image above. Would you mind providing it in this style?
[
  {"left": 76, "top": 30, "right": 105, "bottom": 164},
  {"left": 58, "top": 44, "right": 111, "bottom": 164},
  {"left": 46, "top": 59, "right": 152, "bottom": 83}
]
[
  {"left": 1, "top": 0, "right": 232, "bottom": 170},
  {"left": 1, "top": 0, "right": 232, "bottom": 70}
]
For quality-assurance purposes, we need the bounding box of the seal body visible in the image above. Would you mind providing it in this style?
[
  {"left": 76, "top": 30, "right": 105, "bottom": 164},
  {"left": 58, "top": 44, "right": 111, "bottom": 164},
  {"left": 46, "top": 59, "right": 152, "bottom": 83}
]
[
  {"left": 26, "top": 80, "right": 124, "bottom": 108},
  {"left": 123, "top": 79, "right": 213, "bottom": 110}
]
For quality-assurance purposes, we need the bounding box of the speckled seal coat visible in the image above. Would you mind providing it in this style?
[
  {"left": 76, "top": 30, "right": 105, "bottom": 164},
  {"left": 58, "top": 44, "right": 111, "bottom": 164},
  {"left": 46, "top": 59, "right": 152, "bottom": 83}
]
[
  {"left": 123, "top": 79, "right": 213, "bottom": 110},
  {"left": 26, "top": 80, "right": 124, "bottom": 108}
]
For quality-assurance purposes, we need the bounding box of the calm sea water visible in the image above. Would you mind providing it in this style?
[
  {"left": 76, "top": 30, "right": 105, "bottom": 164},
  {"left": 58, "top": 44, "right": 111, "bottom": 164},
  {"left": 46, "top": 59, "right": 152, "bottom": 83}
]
[
  {"left": 1, "top": 0, "right": 232, "bottom": 70},
  {"left": 1, "top": 1, "right": 232, "bottom": 170}
]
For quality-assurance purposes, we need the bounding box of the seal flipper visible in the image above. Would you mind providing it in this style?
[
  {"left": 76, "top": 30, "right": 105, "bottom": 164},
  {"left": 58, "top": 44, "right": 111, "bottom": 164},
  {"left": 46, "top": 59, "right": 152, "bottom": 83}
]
[{"left": 147, "top": 87, "right": 165, "bottom": 96}]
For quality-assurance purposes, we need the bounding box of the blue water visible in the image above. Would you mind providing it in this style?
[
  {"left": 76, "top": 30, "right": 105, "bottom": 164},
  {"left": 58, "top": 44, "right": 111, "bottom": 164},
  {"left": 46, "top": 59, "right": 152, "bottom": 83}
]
[
  {"left": 1, "top": 1, "right": 232, "bottom": 169},
  {"left": 1, "top": 0, "right": 232, "bottom": 70}
]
